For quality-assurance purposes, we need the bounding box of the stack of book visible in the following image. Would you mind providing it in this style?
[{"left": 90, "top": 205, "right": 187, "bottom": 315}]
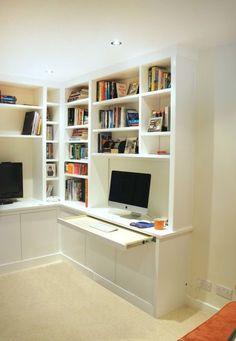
[
  {"left": 69, "top": 144, "right": 88, "bottom": 160},
  {"left": 0, "top": 93, "right": 17, "bottom": 104},
  {"left": 22, "top": 111, "right": 42, "bottom": 135},
  {"left": 69, "top": 128, "right": 88, "bottom": 141},
  {"left": 67, "top": 88, "right": 88, "bottom": 102},
  {"left": 46, "top": 143, "right": 54, "bottom": 159},
  {"left": 148, "top": 66, "right": 171, "bottom": 91},
  {"left": 67, "top": 107, "right": 88, "bottom": 126},
  {"left": 65, "top": 162, "right": 88, "bottom": 176}
]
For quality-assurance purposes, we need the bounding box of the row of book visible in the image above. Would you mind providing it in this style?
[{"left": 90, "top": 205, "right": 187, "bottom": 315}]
[
  {"left": 67, "top": 88, "right": 88, "bottom": 102},
  {"left": 65, "top": 162, "right": 88, "bottom": 176},
  {"left": 98, "top": 133, "right": 138, "bottom": 154},
  {"left": 0, "top": 94, "right": 17, "bottom": 104},
  {"left": 69, "top": 143, "right": 88, "bottom": 160},
  {"left": 148, "top": 66, "right": 171, "bottom": 92},
  {"left": 46, "top": 143, "right": 54, "bottom": 159},
  {"left": 65, "top": 178, "right": 87, "bottom": 203},
  {"left": 99, "top": 108, "right": 139, "bottom": 129},
  {"left": 69, "top": 128, "right": 88, "bottom": 141},
  {"left": 96, "top": 81, "right": 118, "bottom": 101},
  {"left": 22, "top": 111, "right": 42, "bottom": 135},
  {"left": 46, "top": 125, "right": 54, "bottom": 140},
  {"left": 68, "top": 107, "right": 88, "bottom": 126}
]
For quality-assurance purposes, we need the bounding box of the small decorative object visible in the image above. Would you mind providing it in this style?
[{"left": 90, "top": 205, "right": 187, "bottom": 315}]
[
  {"left": 124, "top": 137, "right": 137, "bottom": 154},
  {"left": 127, "top": 82, "right": 139, "bottom": 95},
  {"left": 148, "top": 116, "right": 163, "bottom": 132},
  {"left": 46, "top": 163, "right": 56, "bottom": 177}
]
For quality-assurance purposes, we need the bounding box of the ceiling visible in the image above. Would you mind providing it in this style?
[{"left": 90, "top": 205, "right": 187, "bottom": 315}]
[{"left": 1, "top": 0, "right": 236, "bottom": 83}]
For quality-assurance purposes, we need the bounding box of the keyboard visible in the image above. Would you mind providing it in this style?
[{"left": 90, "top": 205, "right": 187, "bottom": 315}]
[{"left": 89, "top": 221, "right": 118, "bottom": 233}]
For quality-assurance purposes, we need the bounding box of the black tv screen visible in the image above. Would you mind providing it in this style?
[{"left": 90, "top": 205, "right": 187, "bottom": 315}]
[
  {"left": 0, "top": 162, "right": 23, "bottom": 203},
  {"left": 108, "top": 170, "right": 151, "bottom": 215}
]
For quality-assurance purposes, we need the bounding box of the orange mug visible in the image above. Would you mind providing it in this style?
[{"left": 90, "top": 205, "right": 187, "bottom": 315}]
[{"left": 154, "top": 218, "right": 166, "bottom": 230}]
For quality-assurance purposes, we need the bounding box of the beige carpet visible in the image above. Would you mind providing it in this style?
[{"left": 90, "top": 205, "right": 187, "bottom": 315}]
[{"left": 0, "top": 262, "right": 212, "bottom": 341}]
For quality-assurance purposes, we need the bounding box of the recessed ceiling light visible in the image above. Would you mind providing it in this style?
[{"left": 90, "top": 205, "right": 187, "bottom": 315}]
[
  {"left": 45, "top": 69, "right": 54, "bottom": 75},
  {"left": 111, "top": 40, "right": 122, "bottom": 46}
]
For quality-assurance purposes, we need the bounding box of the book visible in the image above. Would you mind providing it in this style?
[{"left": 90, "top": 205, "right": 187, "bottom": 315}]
[
  {"left": 22, "top": 111, "right": 36, "bottom": 135},
  {"left": 116, "top": 83, "right": 127, "bottom": 97},
  {"left": 127, "top": 82, "right": 139, "bottom": 95},
  {"left": 126, "top": 109, "right": 139, "bottom": 126}
]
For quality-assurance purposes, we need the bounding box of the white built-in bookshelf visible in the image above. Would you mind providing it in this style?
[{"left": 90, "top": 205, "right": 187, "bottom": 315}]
[
  {"left": 0, "top": 47, "right": 196, "bottom": 319},
  {"left": 0, "top": 47, "right": 195, "bottom": 232}
]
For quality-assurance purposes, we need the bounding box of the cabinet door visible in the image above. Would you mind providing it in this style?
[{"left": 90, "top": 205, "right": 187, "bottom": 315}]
[
  {"left": 21, "top": 209, "right": 58, "bottom": 259},
  {"left": 0, "top": 214, "right": 21, "bottom": 265}
]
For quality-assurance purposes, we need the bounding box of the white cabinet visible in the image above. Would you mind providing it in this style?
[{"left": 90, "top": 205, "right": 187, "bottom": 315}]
[
  {"left": 21, "top": 209, "right": 58, "bottom": 259},
  {"left": 0, "top": 214, "right": 21, "bottom": 265}
]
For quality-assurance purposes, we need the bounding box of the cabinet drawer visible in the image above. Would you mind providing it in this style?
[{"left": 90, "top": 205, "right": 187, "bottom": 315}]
[{"left": 58, "top": 215, "right": 153, "bottom": 250}]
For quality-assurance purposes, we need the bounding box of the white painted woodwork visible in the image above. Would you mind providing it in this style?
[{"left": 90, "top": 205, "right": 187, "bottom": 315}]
[
  {"left": 0, "top": 214, "right": 21, "bottom": 264},
  {"left": 21, "top": 209, "right": 58, "bottom": 259}
]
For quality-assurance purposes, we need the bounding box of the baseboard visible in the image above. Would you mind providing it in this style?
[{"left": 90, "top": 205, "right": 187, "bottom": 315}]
[
  {"left": 61, "top": 253, "right": 154, "bottom": 316},
  {"left": 0, "top": 253, "right": 62, "bottom": 275},
  {"left": 185, "top": 295, "right": 219, "bottom": 314}
]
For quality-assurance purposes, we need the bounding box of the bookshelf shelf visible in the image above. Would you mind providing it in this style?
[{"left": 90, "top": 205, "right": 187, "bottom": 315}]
[
  {"left": 91, "top": 152, "right": 170, "bottom": 159},
  {"left": 93, "top": 127, "right": 139, "bottom": 133},
  {"left": 64, "top": 173, "right": 88, "bottom": 179},
  {"left": 66, "top": 139, "right": 88, "bottom": 143},
  {"left": 65, "top": 124, "right": 88, "bottom": 130},
  {"left": 46, "top": 121, "right": 59, "bottom": 125},
  {"left": 46, "top": 177, "right": 59, "bottom": 181},
  {"left": 46, "top": 102, "right": 60, "bottom": 107},
  {"left": 141, "top": 131, "right": 171, "bottom": 137},
  {"left": 141, "top": 88, "right": 171, "bottom": 98},
  {"left": 0, "top": 133, "right": 42, "bottom": 139},
  {"left": 46, "top": 140, "right": 59, "bottom": 143},
  {"left": 0, "top": 103, "right": 43, "bottom": 110},
  {"left": 66, "top": 98, "right": 89, "bottom": 107},
  {"left": 64, "top": 159, "right": 88, "bottom": 164},
  {"left": 93, "top": 94, "right": 139, "bottom": 107},
  {"left": 46, "top": 159, "right": 59, "bottom": 162}
]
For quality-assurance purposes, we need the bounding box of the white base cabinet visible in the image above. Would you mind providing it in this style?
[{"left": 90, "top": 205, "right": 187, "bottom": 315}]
[
  {"left": 0, "top": 208, "right": 59, "bottom": 267},
  {"left": 21, "top": 209, "right": 58, "bottom": 259},
  {"left": 59, "top": 208, "right": 191, "bottom": 317},
  {"left": 0, "top": 214, "right": 21, "bottom": 264}
]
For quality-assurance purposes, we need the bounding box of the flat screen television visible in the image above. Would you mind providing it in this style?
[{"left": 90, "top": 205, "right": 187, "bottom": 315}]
[
  {"left": 0, "top": 162, "right": 23, "bottom": 204},
  {"left": 108, "top": 170, "right": 151, "bottom": 217}
]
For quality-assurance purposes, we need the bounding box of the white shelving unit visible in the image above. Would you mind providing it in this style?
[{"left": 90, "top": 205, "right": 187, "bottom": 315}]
[
  {"left": 63, "top": 83, "right": 89, "bottom": 206},
  {"left": 0, "top": 81, "right": 44, "bottom": 200},
  {"left": 45, "top": 87, "right": 61, "bottom": 201},
  {"left": 0, "top": 46, "right": 197, "bottom": 318}
]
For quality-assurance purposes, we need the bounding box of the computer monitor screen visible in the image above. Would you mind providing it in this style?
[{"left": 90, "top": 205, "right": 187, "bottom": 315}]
[
  {"left": 108, "top": 170, "right": 151, "bottom": 216},
  {"left": 0, "top": 162, "right": 23, "bottom": 204}
]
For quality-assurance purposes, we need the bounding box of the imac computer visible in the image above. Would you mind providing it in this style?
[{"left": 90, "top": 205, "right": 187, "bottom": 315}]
[
  {"left": 0, "top": 162, "right": 23, "bottom": 204},
  {"left": 108, "top": 170, "right": 151, "bottom": 217}
]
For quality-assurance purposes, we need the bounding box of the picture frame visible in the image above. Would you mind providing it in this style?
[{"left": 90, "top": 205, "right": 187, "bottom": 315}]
[
  {"left": 124, "top": 137, "right": 137, "bottom": 154},
  {"left": 127, "top": 82, "right": 139, "bottom": 96},
  {"left": 148, "top": 116, "right": 163, "bottom": 132},
  {"left": 46, "top": 163, "right": 56, "bottom": 177},
  {"left": 116, "top": 82, "right": 127, "bottom": 97}
]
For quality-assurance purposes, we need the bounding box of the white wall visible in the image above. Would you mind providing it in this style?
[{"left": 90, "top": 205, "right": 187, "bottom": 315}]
[{"left": 188, "top": 43, "right": 236, "bottom": 308}]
